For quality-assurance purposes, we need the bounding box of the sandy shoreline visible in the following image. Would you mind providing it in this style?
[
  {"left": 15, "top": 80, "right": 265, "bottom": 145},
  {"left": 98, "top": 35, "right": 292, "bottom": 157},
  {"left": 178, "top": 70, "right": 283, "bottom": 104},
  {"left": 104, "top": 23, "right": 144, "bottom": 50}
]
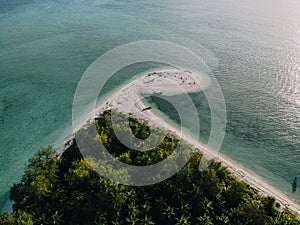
[{"left": 58, "top": 69, "right": 300, "bottom": 215}]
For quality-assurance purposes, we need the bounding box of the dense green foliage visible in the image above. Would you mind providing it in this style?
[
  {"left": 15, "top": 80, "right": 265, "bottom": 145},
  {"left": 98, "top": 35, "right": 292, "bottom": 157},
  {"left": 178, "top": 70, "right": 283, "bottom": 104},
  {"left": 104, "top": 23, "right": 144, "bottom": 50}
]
[{"left": 1, "top": 110, "right": 299, "bottom": 224}]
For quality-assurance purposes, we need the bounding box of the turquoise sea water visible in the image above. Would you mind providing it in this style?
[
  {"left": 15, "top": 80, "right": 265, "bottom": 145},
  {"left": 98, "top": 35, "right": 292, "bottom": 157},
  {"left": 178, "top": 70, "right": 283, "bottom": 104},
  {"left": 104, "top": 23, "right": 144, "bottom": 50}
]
[{"left": 0, "top": 0, "right": 300, "bottom": 211}]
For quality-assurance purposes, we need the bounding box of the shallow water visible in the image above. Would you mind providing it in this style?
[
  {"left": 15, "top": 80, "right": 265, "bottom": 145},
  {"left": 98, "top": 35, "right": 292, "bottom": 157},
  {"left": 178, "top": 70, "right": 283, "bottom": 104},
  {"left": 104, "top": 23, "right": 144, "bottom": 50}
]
[{"left": 1, "top": 0, "right": 300, "bottom": 210}]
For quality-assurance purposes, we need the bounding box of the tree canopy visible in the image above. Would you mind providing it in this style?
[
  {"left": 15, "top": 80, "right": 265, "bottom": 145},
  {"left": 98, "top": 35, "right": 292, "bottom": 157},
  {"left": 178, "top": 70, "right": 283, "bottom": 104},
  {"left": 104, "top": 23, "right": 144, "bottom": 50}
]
[{"left": 1, "top": 110, "right": 299, "bottom": 225}]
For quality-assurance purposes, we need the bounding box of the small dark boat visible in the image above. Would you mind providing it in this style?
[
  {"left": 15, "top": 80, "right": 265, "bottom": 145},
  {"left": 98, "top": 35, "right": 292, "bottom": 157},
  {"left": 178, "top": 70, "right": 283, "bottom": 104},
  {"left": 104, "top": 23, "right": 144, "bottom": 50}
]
[
  {"left": 292, "top": 176, "right": 297, "bottom": 192},
  {"left": 141, "top": 106, "right": 151, "bottom": 112},
  {"left": 153, "top": 91, "right": 163, "bottom": 96}
]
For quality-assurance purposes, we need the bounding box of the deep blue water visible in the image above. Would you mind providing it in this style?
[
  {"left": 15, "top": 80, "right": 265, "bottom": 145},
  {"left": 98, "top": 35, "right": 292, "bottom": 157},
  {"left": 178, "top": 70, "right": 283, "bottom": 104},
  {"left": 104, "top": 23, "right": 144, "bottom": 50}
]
[{"left": 0, "top": 0, "right": 300, "bottom": 211}]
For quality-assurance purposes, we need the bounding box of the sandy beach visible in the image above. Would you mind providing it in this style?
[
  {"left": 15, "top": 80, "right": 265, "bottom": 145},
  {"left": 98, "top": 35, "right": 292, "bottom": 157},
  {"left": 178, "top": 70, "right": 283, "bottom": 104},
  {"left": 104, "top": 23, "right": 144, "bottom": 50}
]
[{"left": 61, "top": 69, "right": 300, "bottom": 215}]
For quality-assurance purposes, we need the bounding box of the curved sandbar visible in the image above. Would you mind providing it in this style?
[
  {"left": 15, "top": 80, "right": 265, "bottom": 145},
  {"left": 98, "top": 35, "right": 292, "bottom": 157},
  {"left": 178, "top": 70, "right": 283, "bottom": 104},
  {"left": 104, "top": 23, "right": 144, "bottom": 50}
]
[{"left": 61, "top": 69, "right": 300, "bottom": 215}]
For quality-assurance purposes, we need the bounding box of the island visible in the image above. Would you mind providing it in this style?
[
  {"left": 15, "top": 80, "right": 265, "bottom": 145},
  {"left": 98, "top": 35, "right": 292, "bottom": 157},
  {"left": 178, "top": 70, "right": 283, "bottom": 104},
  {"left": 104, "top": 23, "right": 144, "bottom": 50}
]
[{"left": 1, "top": 70, "right": 299, "bottom": 224}]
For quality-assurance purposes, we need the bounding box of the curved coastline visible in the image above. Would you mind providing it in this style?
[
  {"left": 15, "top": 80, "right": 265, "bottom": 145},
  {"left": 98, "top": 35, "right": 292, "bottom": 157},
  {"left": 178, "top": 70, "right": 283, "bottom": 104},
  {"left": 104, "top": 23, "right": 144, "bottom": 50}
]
[{"left": 58, "top": 69, "right": 300, "bottom": 215}]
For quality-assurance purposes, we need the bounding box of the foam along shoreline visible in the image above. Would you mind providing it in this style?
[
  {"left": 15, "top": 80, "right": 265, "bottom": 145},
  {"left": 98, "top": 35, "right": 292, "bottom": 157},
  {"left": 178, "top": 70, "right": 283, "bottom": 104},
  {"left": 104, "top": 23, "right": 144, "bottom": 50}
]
[{"left": 59, "top": 69, "right": 300, "bottom": 216}]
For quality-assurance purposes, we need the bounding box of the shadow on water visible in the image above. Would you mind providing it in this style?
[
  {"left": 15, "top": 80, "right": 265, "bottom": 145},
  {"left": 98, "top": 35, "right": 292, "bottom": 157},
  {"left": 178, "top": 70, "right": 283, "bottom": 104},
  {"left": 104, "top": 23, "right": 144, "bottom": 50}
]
[{"left": 0, "top": 191, "right": 12, "bottom": 213}]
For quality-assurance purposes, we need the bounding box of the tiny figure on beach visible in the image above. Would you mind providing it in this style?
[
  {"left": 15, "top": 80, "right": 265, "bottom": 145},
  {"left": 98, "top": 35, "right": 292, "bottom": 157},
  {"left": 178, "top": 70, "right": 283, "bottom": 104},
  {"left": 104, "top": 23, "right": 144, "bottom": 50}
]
[
  {"left": 292, "top": 176, "right": 297, "bottom": 192},
  {"left": 141, "top": 106, "right": 151, "bottom": 112}
]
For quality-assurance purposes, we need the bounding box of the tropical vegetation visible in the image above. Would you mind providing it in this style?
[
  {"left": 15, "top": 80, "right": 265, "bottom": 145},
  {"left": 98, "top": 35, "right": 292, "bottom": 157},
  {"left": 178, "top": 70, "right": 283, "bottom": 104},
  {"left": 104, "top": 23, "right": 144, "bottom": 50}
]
[{"left": 1, "top": 110, "right": 299, "bottom": 224}]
